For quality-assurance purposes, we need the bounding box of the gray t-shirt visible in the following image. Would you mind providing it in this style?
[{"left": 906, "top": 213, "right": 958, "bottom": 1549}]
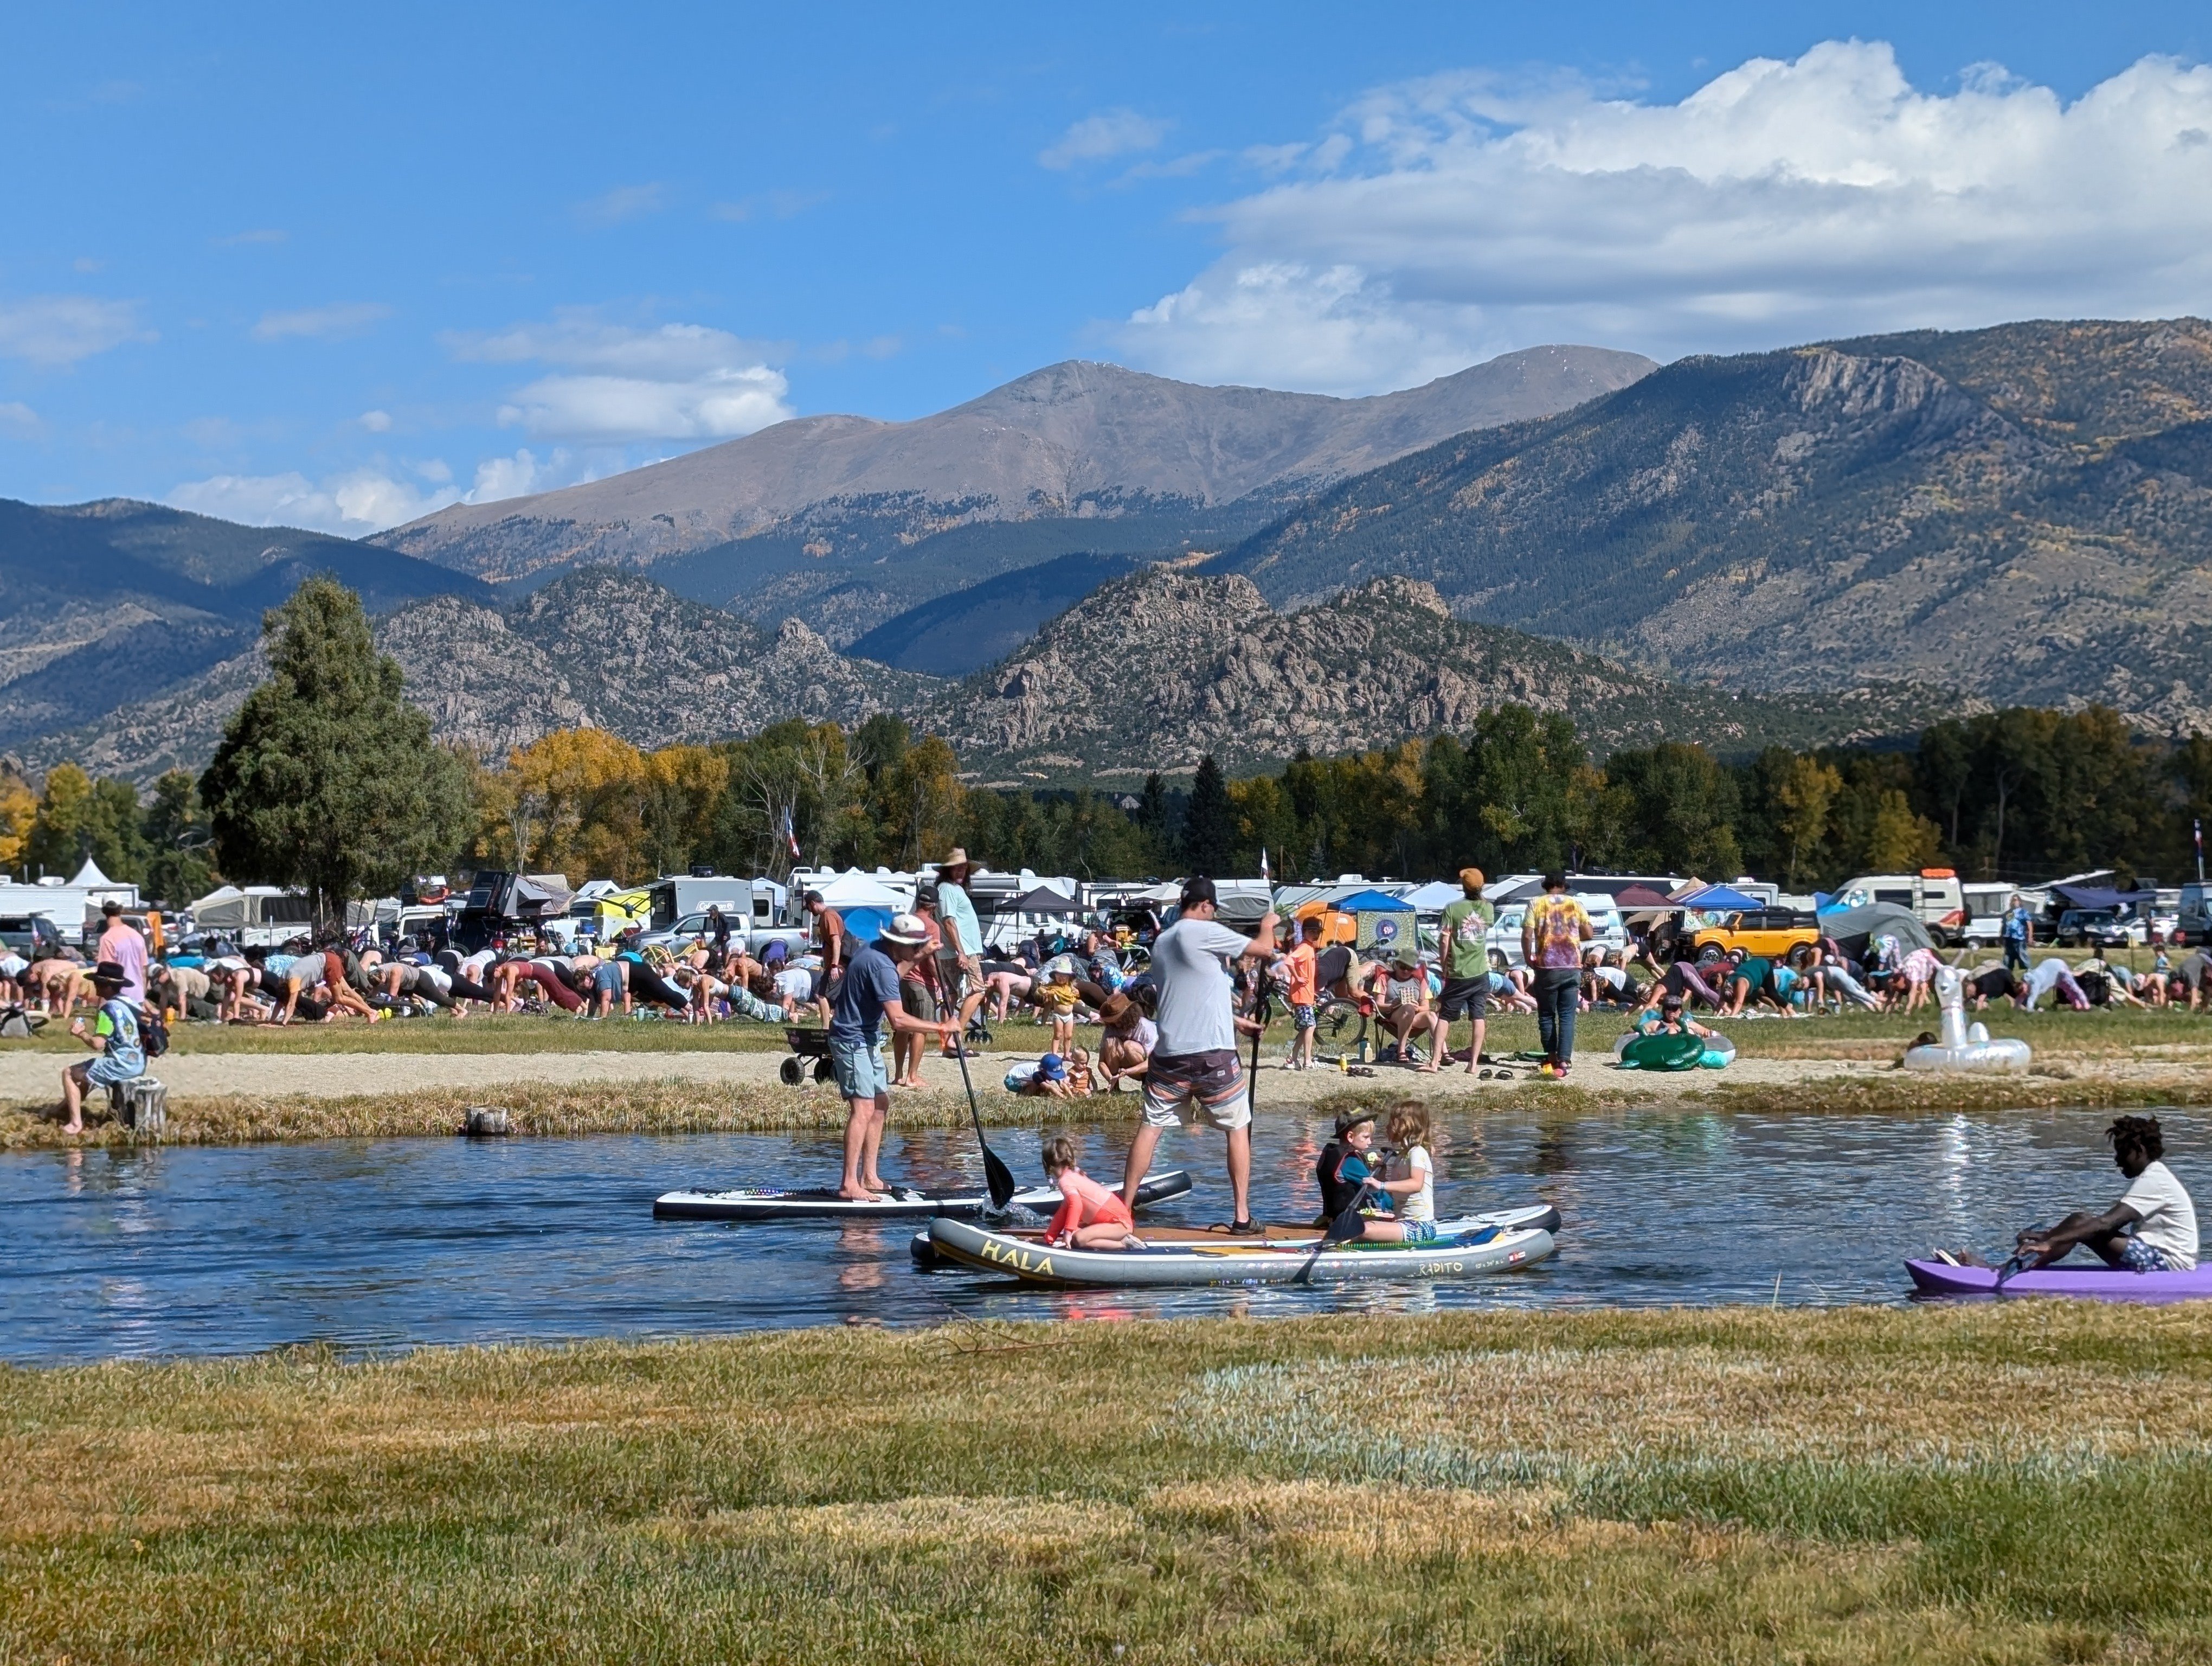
[{"left": 1150, "top": 917, "right": 1251, "bottom": 1057}]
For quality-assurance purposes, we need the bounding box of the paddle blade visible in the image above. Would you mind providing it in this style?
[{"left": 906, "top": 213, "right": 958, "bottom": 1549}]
[
  {"left": 981, "top": 1143, "right": 1018, "bottom": 1210},
  {"left": 1323, "top": 1206, "right": 1369, "bottom": 1243}
]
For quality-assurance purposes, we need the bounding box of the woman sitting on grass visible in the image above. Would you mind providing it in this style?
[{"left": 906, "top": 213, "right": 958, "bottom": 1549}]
[{"left": 1039, "top": 1134, "right": 1142, "bottom": 1251}]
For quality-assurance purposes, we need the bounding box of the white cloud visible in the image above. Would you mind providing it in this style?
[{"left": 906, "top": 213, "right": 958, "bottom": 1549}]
[
  {"left": 446, "top": 311, "right": 795, "bottom": 443},
  {"left": 251, "top": 302, "right": 393, "bottom": 342},
  {"left": 1040, "top": 108, "right": 1171, "bottom": 169},
  {"left": 0, "top": 296, "right": 153, "bottom": 367},
  {"left": 573, "top": 182, "right": 666, "bottom": 227},
  {"left": 358, "top": 408, "right": 393, "bottom": 432},
  {"left": 0, "top": 401, "right": 44, "bottom": 440},
  {"left": 168, "top": 463, "right": 461, "bottom": 535},
  {"left": 214, "top": 228, "right": 287, "bottom": 246},
  {"left": 1119, "top": 42, "right": 2212, "bottom": 393}
]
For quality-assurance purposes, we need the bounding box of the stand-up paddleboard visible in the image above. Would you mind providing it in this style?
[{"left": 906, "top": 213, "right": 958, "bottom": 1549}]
[
  {"left": 654, "top": 1168, "right": 1192, "bottom": 1223},
  {"left": 1907, "top": 1257, "right": 2212, "bottom": 1300},
  {"left": 925, "top": 1207, "right": 1559, "bottom": 1287},
  {"left": 910, "top": 1201, "right": 1560, "bottom": 1270}
]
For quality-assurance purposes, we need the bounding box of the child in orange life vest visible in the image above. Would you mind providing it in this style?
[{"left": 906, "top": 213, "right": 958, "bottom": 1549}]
[{"left": 1040, "top": 1133, "right": 1142, "bottom": 1250}]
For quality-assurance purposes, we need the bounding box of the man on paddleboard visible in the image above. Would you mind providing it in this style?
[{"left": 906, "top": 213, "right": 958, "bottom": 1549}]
[
  {"left": 2015, "top": 1114, "right": 2198, "bottom": 1271},
  {"left": 1120, "top": 875, "right": 1277, "bottom": 1235},
  {"left": 831, "top": 913, "right": 956, "bottom": 1201}
]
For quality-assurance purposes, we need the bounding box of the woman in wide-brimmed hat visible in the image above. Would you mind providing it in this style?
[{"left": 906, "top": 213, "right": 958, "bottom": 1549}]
[{"left": 58, "top": 960, "right": 146, "bottom": 1135}]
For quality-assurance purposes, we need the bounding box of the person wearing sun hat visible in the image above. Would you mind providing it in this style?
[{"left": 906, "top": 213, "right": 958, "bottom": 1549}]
[
  {"left": 931, "top": 846, "right": 986, "bottom": 1054},
  {"left": 828, "top": 912, "right": 955, "bottom": 1201},
  {"left": 57, "top": 960, "right": 145, "bottom": 1135}
]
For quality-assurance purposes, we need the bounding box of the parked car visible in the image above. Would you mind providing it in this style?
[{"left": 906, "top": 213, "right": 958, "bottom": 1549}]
[
  {"left": 0, "top": 914, "right": 63, "bottom": 958},
  {"left": 1690, "top": 908, "right": 1822, "bottom": 962},
  {"left": 2055, "top": 907, "right": 2148, "bottom": 949},
  {"left": 1827, "top": 870, "right": 1967, "bottom": 944},
  {"left": 2179, "top": 881, "right": 2212, "bottom": 945},
  {"left": 636, "top": 910, "right": 807, "bottom": 960}
]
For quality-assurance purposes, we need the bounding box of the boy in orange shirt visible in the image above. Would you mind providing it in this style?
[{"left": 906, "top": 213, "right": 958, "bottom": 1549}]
[{"left": 1285, "top": 917, "right": 1322, "bottom": 1071}]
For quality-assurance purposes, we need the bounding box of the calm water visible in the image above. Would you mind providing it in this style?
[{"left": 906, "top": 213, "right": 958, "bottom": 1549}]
[{"left": 3, "top": 1107, "right": 2194, "bottom": 1363}]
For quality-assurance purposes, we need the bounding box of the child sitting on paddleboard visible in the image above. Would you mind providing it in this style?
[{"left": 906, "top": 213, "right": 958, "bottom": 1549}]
[
  {"left": 1039, "top": 1134, "right": 1142, "bottom": 1250},
  {"left": 1313, "top": 1103, "right": 1439, "bottom": 1242}
]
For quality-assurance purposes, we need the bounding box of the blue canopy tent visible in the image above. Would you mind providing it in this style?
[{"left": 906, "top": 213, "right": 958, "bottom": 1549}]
[
  {"left": 2050, "top": 884, "right": 2143, "bottom": 913},
  {"left": 1680, "top": 883, "right": 1764, "bottom": 913},
  {"left": 1333, "top": 887, "right": 1417, "bottom": 954}
]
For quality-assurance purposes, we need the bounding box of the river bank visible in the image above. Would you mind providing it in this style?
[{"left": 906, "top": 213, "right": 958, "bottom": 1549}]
[
  {"left": 5, "top": 1305, "right": 2207, "bottom": 1663},
  {"left": 5, "top": 1050, "right": 2209, "bottom": 1149}
]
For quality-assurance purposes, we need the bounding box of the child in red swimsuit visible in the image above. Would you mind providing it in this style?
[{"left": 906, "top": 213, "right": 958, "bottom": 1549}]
[{"left": 1040, "top": 1134, "right": 1142, "bottom": 1250}]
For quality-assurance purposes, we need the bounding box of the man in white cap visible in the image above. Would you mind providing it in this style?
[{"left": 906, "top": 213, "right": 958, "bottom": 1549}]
[
  {"left": 830, "top": 912, "right": 955, "bottom": 1201},
  {"left": 931, "top": 847, "right": 987, "bottom": 1050}
]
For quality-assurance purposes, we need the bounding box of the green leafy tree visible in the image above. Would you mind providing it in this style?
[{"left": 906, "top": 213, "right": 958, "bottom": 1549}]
[
  {"left": 1181, "top": 754, "right": 1234, "bottom": 875},
  {"left": 140, "top": 770, "right": 217, "bottom": 905},
  {"left": 199, "top": 576, "right": 471, "bottom": 928},
  {"left": 26, "top": 762, "right": 149, "bottom": 881}
]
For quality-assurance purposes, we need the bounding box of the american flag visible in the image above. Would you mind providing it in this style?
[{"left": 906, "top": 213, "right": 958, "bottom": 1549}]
[{"left": 783, "top": 808, "right": 801, "bottom": 860}]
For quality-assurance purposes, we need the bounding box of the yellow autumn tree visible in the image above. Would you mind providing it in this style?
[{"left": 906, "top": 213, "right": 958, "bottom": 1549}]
[
  {"left": 0, "top": 766, "right": 37, "bottom": 873},
  {"left": 1866, "top": 789, "right": 1943, "bottom": 873},
  {"left": 639, "top": 744, "right": 730, "bottom": 878},
  {"left": 1772, "top": 755, "right": 1843, "bottom": 888},
  {"left": 507, "top": 728, "right": 650, "bottom": 881}
]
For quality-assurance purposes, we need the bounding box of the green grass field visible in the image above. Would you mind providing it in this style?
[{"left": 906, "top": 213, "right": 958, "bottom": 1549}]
[
  {"left": 7, "top": 995, "right": 2208, "bottom": 1062},
  {"left": 6, "top": 1305, "right": 2210, "bottom": 1663}
]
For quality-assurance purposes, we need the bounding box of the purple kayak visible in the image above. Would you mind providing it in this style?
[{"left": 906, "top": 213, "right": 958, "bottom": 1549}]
[{"left": 1907, "top": 1258, "right": 2212, "bottom": 1300}]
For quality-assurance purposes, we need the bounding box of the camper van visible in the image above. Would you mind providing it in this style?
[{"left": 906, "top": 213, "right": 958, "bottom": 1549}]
[
  {"left": 1827, "top": 870, "right": 1967, "bottom": 944},
  {"left": 1959, "top": 883, "right": 2017, "bottom": 949},
  {"left": 189, "top": 885, "right": 316, "bottom": 947}
]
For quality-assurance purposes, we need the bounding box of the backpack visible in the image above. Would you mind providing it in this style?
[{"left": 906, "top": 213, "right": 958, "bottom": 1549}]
[{"left": 139, "top": 1001, "right": 171, "bottom": 1059}]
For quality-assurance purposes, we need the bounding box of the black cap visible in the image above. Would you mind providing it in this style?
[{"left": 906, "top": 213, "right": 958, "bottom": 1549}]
[{"left": 1180, "top": 875, "right": 1217, "bottom": 911}]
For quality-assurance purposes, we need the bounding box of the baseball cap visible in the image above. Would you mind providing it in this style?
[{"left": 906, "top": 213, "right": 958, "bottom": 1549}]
[{"left": 878, "top": 913, "right": 930, "bottom": 947}]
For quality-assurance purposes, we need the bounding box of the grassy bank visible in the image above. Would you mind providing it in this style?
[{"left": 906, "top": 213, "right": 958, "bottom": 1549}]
[
  {"left": 6, "top": 1306, "right": 2210, "bottom": 1662},
  {"left": 7, "top": 1001, "right": 2208, "bottom": 1062},
  {"left": 0, "top": 1080, "right": 1065, "bottom": 1150}
]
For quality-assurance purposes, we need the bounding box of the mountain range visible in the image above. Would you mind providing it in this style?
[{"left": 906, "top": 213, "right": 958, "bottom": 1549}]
[
  {"left": 1224, "top": 318, "right": 2212, "bottom": 726},
  {"left": 41, "top": 566, "right": 1947, "bottom": 785},
  {"left": 12, "top": 316, "right": 2212, "bottom": 785},
  {"left": 373, "top": 347, "right": 1657, "bottom": 648},
  {"left": 0, "top": 497, "right": 486, "bottom": 759}
]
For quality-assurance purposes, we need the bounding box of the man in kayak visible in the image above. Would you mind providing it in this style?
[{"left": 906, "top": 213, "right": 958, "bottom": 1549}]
[
  {"left": 1120, "top": 876, "right": 1277, "bottom": 1234},
  {"left": 2015, "top": 1114, "right": 2199, "bottom": 1271},
  {"left": 831, "top": 913, "right": 956, "bottom": 1201}
]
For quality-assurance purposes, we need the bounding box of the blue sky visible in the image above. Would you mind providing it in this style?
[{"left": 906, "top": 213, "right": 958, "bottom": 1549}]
[{"left": 4, "top": 1, "right": 2210, "bottom": 533}]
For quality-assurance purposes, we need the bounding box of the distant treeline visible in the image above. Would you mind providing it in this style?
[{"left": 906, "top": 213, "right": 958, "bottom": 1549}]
[{"left": 15, "top": 701, "right": 2206, "bottom": 906}]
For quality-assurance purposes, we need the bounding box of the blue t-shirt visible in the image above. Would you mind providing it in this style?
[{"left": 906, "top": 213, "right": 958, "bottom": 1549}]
[
  {"left": 2003, "top": 907, "right": 2029, "bottom": 943},
  {"left": 828, "top": 941, "right": 904, "bottom": 1048}
]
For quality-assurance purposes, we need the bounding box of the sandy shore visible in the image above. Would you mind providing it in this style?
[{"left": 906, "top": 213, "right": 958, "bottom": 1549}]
[{"left": 0, "top": 1043, "right": 1899, "bottom": 1106}]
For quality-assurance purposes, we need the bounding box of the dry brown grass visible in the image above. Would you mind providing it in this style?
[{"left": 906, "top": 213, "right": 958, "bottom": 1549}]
[
  {"left": 0, "top": 1079, "right": 1103, "bottom": 1150},
  {"left": 5, "top": 1307, "right": 2212, "bottom": 1662}
]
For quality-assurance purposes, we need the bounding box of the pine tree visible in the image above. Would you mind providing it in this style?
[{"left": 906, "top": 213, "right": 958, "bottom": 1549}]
[
  {"left": 1182, "top": 754, "right": 1233, "bottom": 876},
  {"left": 200, "top": 577, "right": 470, "bottom": 930}
]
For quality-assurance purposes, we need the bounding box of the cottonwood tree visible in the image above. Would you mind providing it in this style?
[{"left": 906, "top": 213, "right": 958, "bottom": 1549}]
[{"left": 200, "top": 577, "right": 470, "bottom": 930}]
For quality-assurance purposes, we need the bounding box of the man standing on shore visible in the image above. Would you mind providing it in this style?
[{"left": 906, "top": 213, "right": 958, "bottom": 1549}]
[
  {"left": 932, "top": 847, "right": 987, "bottom": 1052},
  {"left": 831, "top": 913, "right": 954, "bottom": 1201},
  {"left": 1121, "top": 876, "right": 1276, "bottom": 1234},
  {"left": 1437, "top": 868, "right": 1495, "bottom": 1074},
  {"left": 1521, "top": 873, "right": 1593, "bottom": 1079}
]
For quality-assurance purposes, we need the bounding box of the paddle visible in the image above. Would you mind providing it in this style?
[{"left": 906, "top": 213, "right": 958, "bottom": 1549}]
[
  {"left": 951, "top": 1035, "right": 1017, "bottom": 1209},
  {"left": 1295, "top": 1180, "right": 1374, "bottom": 1285}
]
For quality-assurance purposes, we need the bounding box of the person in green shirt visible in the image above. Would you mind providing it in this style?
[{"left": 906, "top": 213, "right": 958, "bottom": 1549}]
[
  {"left": 1724, "top": 949, "right": 1774, "bottom": 1016},
  {"left": 1436, "top": 868, "right": 1497, "bottom": 1075}
]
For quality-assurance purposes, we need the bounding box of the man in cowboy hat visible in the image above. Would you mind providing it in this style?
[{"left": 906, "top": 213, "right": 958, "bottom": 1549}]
[
  {"left": 830, "top": 913, "right": 956, "bottom": 1201},
  {"left": 930, "top": 847, "right": 987, "bottom": 1051},
  {"left": 57, "top": 960, "right": 146, "bottom": 1135}
]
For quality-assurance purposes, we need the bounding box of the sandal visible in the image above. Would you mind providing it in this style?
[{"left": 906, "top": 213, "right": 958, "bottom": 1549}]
[{"left": 1226, "top": 1218, "right": 1263, "bottom": 1238}]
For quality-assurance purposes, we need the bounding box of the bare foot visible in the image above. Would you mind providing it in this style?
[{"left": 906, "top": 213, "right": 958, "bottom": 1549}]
[{"left": 836, "top": 1184, "right": 876, "bottom": 1202}]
